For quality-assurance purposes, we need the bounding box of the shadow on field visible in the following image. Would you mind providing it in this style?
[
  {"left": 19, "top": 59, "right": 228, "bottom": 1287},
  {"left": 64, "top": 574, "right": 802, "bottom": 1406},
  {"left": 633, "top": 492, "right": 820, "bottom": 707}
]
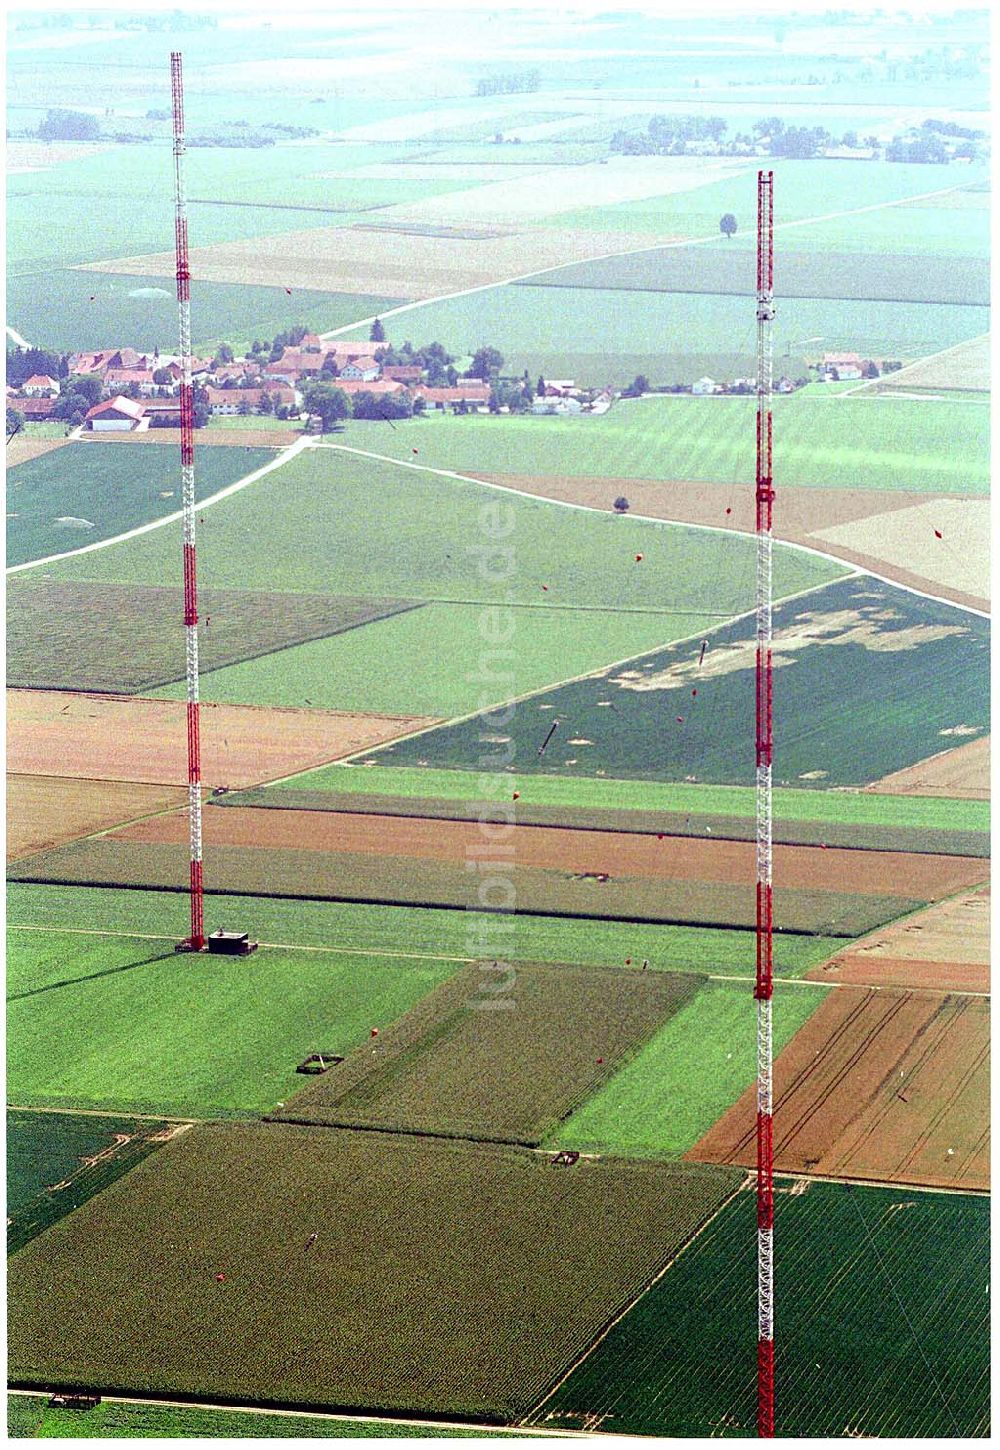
[{"left": 7, "top": 950, "right": 178, "bottom": 1004}]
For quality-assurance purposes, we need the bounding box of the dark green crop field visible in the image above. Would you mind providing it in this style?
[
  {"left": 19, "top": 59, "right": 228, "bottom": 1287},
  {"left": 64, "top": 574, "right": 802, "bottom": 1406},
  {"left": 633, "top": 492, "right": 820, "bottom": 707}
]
[
  {"left": 532, "top": 1181, "right": 990, "bottom": 1438},
  {"left": 215, "top": 789, "right": 990, "bottom": 859},
  {"left": 274, "top": 963, "right": 698, "bottom": 1145},
  {"left": 8, "top": 1123, "right": 740, "bottom": 1421},
  {"left": 7, "top": 578, "right": 422, "bottom": 692},
  {"left": 7, "top": 443, "right": 273, "bottom": 568},
  {"left": 522, "top": 247, "right": 990, "bottom": 306},
  {"left": 8, "top": 839, "right": 922, "bottom": 937},
  {"left": 7, "top": 1109, "right": 173, "bottom": 1254},
  {"left": 377, "top": 577, "right": 989, "bottom": 788}
]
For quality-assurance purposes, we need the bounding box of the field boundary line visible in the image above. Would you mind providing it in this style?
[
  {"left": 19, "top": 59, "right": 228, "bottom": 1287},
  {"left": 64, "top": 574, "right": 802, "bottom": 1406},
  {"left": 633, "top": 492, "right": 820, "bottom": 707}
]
[
  {"left": 313, "top": 442, "right": 989, "bottom": 621},
  {"left": 523, "top": 1171, "right": 750, "bottom": 1427},
  {"left": 6, "top": 436, "right": 312, "bottom": 575},
  {"left": 5, "top": 924, "right": 475, "bottom": 965},
  {"left": 4, "top": 1387, "right": 598, "bottom": 1440},
  {"left": 707, "top": 972, "right": 988, "bottom": 999},
  {"left": 837, "top": 334, "right": 991, "bottom": 398},
  {"left": 6, "top": 1103, "right": 199, "bottom": 1123},
  {"left": 315, "top": 180, "right": 974, "bottom": 344}
]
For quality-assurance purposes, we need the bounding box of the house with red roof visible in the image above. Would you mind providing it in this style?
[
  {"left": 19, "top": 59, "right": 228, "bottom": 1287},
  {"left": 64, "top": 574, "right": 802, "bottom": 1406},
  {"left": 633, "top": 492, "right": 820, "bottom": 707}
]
[
  {"left": 104, "top": 368, "right": 157, "bottom": 396},
  {"left": 85, "top": 396, "right": 147, "bottom": 431},
  {"left": 16, "top": 397, "right": 58, "bottom": 420},
  {"left": 411, "top": 380, "right": 490, "bottom": 409},
  {"left": 204, "top": 385, "right": 296, "bottom": 415},
  {"left": 21, "top": 374, "right": 60, "bottom": 396}
]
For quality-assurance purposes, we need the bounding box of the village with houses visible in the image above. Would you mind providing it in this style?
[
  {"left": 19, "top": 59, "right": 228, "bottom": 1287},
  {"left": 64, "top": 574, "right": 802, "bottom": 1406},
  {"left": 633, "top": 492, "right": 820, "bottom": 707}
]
[
  {"left": 7, "top": 322, "right": 903, "bottom": 442},
  {"left": 5, "top": 326, "right": 628, "bottom": 437}
]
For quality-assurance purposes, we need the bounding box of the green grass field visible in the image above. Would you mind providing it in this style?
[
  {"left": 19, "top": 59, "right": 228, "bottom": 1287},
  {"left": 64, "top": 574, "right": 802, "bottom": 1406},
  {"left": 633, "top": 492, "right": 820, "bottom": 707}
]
[
  {"left": 533, "top": 1182, "right": 989, "bottom": 1437},
  {"left": 29, "top": 446, "right": 843, "bottom": 714},
  {"left": 550, "top": 980, "right": 827, "bottom": 1159},
  {"left": 7, "top": 1395, "right": 514, "bottom": 1439},
  {"left": 7, "top": 443, "right": 273, "bottom": 567},
  {"left": 7, "top": 268, "right": 399, "bottom": 356},
  {"left": 331, "top": 396, "right": 989, "bottom": 495},
  {"left": 337, "top": 283, "right": 988, "bottom": 390},
  {"left": 368, "top": 578, "right": 991, "bottom": 789},
  {"left": 276, "top": 764, "right": 991, "bottom": 834},
  {"left": 8, "top": 1123, "right": 739, "bottom": 1421},
  {"left": 6, "top": 886, "right": 841, "bottom": 978},
  {"left": 7, "top": 933, "right": 459, "bottom": 1118},
  {"left": 153, "top": 603, "right": 719, "bottom": 716}
]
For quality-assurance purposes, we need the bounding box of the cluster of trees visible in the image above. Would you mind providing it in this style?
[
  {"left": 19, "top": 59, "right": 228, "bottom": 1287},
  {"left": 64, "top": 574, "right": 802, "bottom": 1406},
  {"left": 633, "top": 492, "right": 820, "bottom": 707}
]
[
  {"left": 37, "top": 109, "right": 100, "bottom": 142},
  {"left": 373, "top": 339, "right": 458, "bottom": 386},
  {"left": 299, "top": 379, "right": 428, "bottom": 430},
  {"left": 474, "top": 70, "right": 540, "bottom": 96},
  {"left": 29, "top": 107, "right": 315, "bottom": 149},
  {"left": 611, "top": 113, "right": 730, "bottom": 155},
  {"left": 886, "top": 134, "right": 949, "bottom": 164},
  {"left": 6, "top": 347, "right": 66, "bottom": 386}
]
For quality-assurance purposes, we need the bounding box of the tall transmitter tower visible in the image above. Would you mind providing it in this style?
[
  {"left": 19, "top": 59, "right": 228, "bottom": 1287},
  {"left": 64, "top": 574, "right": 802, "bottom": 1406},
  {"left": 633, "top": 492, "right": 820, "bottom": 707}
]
[
  {"left": 754, "top": 169, "right": 775, "bottom": 1439},
  {"left": 171, "top": 52, "right": 205, "bottom": 952}
]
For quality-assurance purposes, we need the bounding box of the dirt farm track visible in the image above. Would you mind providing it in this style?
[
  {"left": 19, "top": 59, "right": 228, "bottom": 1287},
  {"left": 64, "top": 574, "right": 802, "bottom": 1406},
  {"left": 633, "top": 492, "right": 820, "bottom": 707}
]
[{"left": 689, "top": 986, "right": 989, "bottom": 1191}]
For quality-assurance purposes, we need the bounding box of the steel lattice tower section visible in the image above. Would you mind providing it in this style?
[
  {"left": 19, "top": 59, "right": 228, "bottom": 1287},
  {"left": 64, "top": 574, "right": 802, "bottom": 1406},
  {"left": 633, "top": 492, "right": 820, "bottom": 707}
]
[
  {"left": 171, "top": 52, "right": 205, "bottom": 952},
  {"left": 754, "top": 168, "right": 775, "bottom": 1439}
]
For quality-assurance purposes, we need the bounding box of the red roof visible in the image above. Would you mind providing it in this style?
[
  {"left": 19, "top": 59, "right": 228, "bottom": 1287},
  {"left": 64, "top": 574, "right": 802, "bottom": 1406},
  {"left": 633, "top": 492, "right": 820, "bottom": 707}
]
[
  {"left": 104, "top": 368, "right": 154, "bottom": 385},
  {"left": 382, "top": 365, "right": 424, "bottom": 381},
  {"left": 86, "top": 396, "right": 146, "bottom": 421},
  {"left": 17, "top": 397, "right": 58, "bottom": 417},
  {"left": 334, "top": 378, "right": 405, "bottom": 395},
  {"left": 22, "top": 374, "right": 59, "bottom": 390},
  {"left": 205, "top": 386, "right": 295, "bottom": 405},
  {"left": 822, "top": 352, "right": 862, "bottom": 367},
  {"left": 323, "top": 340, "right": 383, "bottom": 359},
  {"left": 413, "top": 382, "right": 490, "bottom": 403}
]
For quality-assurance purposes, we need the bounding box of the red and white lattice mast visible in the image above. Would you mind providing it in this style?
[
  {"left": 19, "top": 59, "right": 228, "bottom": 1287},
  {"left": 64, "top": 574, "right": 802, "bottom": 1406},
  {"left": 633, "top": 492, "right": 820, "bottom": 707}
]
[
  {"left": 171, "top": 52, "right": 205, "bottom": 951},
  {"left": 754, "top": 168, "right": 775, "bottom": 1438}
]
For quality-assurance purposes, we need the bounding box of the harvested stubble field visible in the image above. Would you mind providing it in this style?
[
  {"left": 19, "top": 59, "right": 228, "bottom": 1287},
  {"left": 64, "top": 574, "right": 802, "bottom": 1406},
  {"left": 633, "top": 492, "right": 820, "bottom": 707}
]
[
  {"left": 78, "top": 426, "right": 298, "bottom": 448},
  {"left": 216, "top": 786, "right": 989, "bottom": 858},
  {"left": 124, "top": 804, "right": 988, "bottom": 904},
  {"left": 379, "top": 578, "right": 991, "bottom": 790},
  {"left": 14, "top": 833, "right": 927, "bottom": 939},
  {"left": 7, "top": 690, "right": 438, "bottom": 789},
  {"left": 809, "top": 886, "right": 990, "bottom": 995},
  {"left": 550, "top": 979, "right": 828, "bottom": 1160},
  {"left": 81, "top": 222, "right": 685, "bottom": 302},
  {"left": 7, "top": 884, "right": 841, "bottom": 981},
  {"left": 866, "top": 733, "right": 990, "bottom": 801},
  {"left": 6, "top": 774, "right": 186, "bottom": 862},
  {"left": 532, "top": 1181, "right": 990, "bottom": 1437},
  {"left": 7, "top": 1122, "right": 740, "bottom": 1420},
  {"left": 871, "top": 333, "right": 990, "bottom": 394},
  {"left": 274, "top": 962, "right": 698, "bottom": 1145},
  {"left": 689, "top": 987, "right": 989, "bottom": 1191},
  {"left": 4, "top": 434, "right": 70, "bottom": 468},
  {"left": 7, "top": 1110, "right": 179, "bottom": 1255},
  {"left": 523, "top": 247, "right": 990, "bottom": 306},
  {"left": 8, "top": 580, "right": 423, "bottom": 693},
  {"left": 6, "top": 442, "right": 273, "bottom": 569},
  {"left": 471, "top": 473, "right": 990, "bottom": 612},
  {"left": 811, "top": 496, "right": 990, "bottom": 610},
  {"left": 7, "top": 933, "right": 459, "bottom": 1118}
]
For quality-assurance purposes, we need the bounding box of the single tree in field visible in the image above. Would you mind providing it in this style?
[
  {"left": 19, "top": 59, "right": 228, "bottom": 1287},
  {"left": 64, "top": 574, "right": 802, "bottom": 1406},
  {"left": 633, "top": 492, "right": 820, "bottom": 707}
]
[
  {"left": 613, "top": 495, "right": 630, "bottom": 514},
  {"left": 370, "top": 317, "right": 386, "bottom": 343},
  {"left": 719, "top": 212, "right": 737, "bottom": 238}
]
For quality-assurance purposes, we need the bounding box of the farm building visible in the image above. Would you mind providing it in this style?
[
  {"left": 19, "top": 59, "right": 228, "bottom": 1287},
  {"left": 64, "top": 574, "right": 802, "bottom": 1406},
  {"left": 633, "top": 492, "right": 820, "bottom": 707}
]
[
  {"left": 692, "top": 377, "right": 719, "bottom": 395},
  {"left": 141, "top": 398, "right": 182, "bottom": 425},
  {"left": 335, "top": 378, "right": 406, "bottom": 397},
  {"left": 15, "top": 396, "right": 58, "bottom": 419},
  {"left": 204, "top": 386, "right": 296, "bottom": 415},
  {"left": 85, "top": 397, "right": 147, "bottom": 432},
  {"left": 412, "top": 381, "right": 491, "bottom": 409},
  {"left": 339, "top": 360, "right": 380, "bottom": 381},
  {"left": 20, "top": 374, "right": 59, "bottom": 397},
  {"left": 104, "top": 368, "right": 157, "bottom": 396},
  {"left": 382, "top": 365, "right": 424, "bottom": 383}
]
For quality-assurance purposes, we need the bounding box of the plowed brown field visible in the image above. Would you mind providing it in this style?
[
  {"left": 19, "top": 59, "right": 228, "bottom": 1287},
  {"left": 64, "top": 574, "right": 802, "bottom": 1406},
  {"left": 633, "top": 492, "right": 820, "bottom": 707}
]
[
  {"left": 7, "top": 690, "right": 437, "bottom": 789},
  {"left": 688, "top": 987, "right": 989, "bottom": 1190},
  {"left": 6, "top": 435, "right": 71, "bottom": 467},
  {"left": 6, "top": 774, "right": 186, "bottom": 861},
  {"left": 809, "top": 886, "right": 990, "bottom": 994},
  {"left": 866, "top": 735, "right": 990, "bottom": 800},
  {"left": 114, "top": 806, "right": 989, "bottom": 902},
  {"left": 472, "top": 474, "right": 988, "bottom": 612}
]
